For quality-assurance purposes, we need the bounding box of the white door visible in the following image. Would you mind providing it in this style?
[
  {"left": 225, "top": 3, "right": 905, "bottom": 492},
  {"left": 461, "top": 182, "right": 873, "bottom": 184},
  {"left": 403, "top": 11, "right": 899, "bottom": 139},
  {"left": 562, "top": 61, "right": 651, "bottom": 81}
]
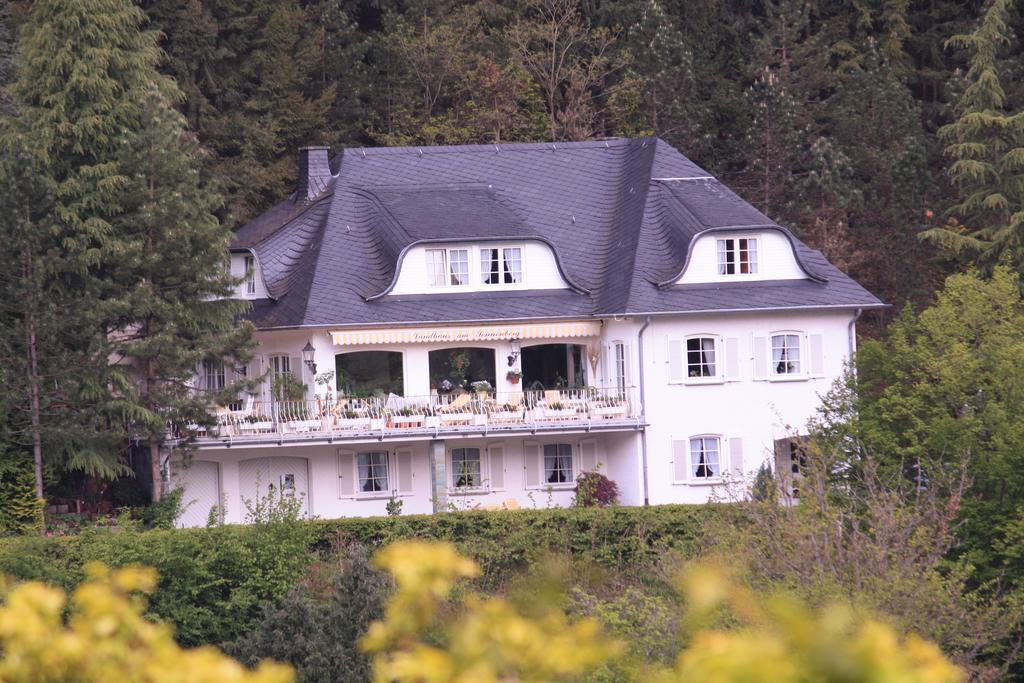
[
  {"left": 238, "top": 456, "right": 310, "bottom": 518},
  {"left": 173, "top": 460, "right": 221, "bottom": 528}
]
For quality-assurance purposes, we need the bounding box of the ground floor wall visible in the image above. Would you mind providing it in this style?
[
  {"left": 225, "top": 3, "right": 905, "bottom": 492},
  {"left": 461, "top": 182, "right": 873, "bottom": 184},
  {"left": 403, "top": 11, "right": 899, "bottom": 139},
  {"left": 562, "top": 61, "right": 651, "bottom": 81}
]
[{"left": 170, "top": 430, "right": 644, "bottom": 527}]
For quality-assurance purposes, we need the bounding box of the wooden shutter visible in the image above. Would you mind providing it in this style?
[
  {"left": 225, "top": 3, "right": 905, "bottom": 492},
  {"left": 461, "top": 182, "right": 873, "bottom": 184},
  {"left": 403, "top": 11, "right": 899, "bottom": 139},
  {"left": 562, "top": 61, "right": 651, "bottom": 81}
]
[
  {"left": 667, "top": 339, "right": 684, "bottom": 383},
  {"left": 752, "top": 336, "right": 768, "bottom": 380},
  {"left": 578, "top": 438, "right": 598, "bottom": 473},
  {"left": 673, "top": 439, "right": 689, "bottom": 483},
  {"left": 488, "top": 444, "right": 505, "bottom": 490},
  {"left": 523, "top": 441, "right": 541, "bottom": 489},
  {"left": 395, "top": 448, "right": 414, "bottom": 494},
  {"left": 724, "top": 337, "right": 740, "bottom": 380},
  {"left": 729, "top": 438, "right": 744, "bottom": 477},
  {"left": 337, "top": 450, "right": 355, "bottom": 497},
  {"left": 808, "top": 333, "right": 824, "bottom": 377}
]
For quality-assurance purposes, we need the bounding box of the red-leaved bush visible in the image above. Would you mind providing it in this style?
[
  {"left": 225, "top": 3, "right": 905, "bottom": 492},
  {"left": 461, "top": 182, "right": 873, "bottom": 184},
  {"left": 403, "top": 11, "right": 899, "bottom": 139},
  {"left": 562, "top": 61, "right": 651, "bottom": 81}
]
[{"left": 573, "top": 470, "right": 620, "bottom": 507}]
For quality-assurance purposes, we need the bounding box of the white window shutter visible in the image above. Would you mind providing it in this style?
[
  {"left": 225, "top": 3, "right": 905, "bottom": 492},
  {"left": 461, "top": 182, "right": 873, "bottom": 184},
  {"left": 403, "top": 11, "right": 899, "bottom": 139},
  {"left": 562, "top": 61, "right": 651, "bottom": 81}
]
[
  {"left": 668, "top": 339, "right": 683, "bottom": 383},
  {"left": 395, "top": 448, "right": 414, "bottom": 494},
  {"left": 488, "top": 444, "right": 505, "bottom": 490},
  {"left": 253, "top": 356, "right": 267, "bottom": 401},
  {"left": 724, "top": 337, "right": 740, "bottom": 380},
  {"left": 579, "top": 438, "right": 598, "bottom": 473},
  {"left": 752, "top": 336, "right": 768, "bottom": 380},
  {"left": 289, "top": 355, "right": 304, "bottom": 386},
  {"left": 729, "top": 438, "right": 744, "bottom": 477},
  {"left": 808, "top": 333, "right": 824, "bottom": 377},
  {"left": 337, "top": 449, "right": 355, "bottom": 497},
  {"left": 523, "top": 440, "right": 541, "bottom": 489},
  {"left": 673, "top": 439, "right": 689, "bottom": 483}
]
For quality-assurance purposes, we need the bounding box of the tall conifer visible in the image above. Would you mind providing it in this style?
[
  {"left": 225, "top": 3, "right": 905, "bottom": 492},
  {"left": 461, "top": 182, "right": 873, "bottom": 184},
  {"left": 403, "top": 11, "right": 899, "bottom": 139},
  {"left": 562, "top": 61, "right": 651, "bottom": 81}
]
[{"left": 920, "top": 0, "right": 1024, "bottom": 270}]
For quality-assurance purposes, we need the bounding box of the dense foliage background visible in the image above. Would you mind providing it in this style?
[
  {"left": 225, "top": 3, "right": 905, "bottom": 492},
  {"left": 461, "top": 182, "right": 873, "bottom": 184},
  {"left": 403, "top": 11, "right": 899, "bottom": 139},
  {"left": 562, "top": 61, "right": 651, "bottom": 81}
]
[{"left": 5, "top": 0, "right": 1021, "bottom": 312}]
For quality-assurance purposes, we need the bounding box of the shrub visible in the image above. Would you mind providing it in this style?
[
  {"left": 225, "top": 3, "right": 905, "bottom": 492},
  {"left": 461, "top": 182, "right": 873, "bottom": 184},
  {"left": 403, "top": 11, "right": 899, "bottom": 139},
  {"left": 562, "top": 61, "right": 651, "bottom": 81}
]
[
  {"left": 362, "top": 541, "right": 962, "bottom": 683},
  {"left": 226, "top": 544, "right": 390, "bottom": 683},
  {"left": 0, "top": 446, "right": 42, "bottom": 536},
  {"left": 573, "top": 470, "right": 620, "bottom": 508},
  {"left": 0, "top": 562, "right": 292, "bottom": 682}
]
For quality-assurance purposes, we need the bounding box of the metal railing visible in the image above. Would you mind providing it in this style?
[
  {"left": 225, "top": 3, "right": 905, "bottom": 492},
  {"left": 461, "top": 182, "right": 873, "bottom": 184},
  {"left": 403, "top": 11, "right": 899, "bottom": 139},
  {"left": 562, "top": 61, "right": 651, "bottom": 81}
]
[{"left": 192, "top": 387, "right": 639, "bottom": 440}]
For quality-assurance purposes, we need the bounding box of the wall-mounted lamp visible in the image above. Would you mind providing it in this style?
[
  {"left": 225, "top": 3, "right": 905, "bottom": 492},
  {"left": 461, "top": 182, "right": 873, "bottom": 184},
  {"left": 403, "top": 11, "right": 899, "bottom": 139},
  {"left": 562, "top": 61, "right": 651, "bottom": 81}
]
[
  {"left": 301, "top": 340, "right": 317, "bottom": 375},
  {"left": 506, "top": 338, "right": 521, "bottom": 367}
]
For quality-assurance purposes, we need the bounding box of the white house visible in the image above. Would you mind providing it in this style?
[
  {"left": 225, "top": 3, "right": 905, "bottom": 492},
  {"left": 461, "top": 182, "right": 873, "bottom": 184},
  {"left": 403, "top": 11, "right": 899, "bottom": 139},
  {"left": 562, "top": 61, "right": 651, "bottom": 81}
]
[{"left": 168, "top": 138, "right": 884, "bottom": 527}]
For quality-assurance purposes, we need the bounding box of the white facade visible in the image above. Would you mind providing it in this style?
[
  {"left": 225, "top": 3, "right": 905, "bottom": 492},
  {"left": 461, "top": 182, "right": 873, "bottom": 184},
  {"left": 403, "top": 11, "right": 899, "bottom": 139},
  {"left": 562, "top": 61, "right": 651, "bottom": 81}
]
[{"left": 171, "top": 307, "right": 857, "bottom": 526}]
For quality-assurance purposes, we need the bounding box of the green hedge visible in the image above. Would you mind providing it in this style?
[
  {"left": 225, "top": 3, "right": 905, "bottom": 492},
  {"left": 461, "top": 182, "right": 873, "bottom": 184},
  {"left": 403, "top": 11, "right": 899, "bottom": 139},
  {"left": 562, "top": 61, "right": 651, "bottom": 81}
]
[{"left": 0, "top": 504, "right": 729, "bottom": 646}]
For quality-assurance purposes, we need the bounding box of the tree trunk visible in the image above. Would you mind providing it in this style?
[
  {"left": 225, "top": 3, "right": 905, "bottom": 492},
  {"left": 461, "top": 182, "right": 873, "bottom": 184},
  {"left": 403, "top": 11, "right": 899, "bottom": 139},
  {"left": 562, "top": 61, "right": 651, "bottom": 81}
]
[
  {"left": 22, "top": 242, "right": 44, "bottom": 501},
  {"left": 150, "top": 438, "right": 163, "bottom": 503}
]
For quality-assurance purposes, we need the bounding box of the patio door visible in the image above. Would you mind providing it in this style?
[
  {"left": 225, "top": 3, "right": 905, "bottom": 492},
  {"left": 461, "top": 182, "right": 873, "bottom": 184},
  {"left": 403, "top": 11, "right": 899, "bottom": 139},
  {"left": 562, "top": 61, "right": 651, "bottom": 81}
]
[{"left": 238, "top": 456, "right": 310, "bottom": 517}]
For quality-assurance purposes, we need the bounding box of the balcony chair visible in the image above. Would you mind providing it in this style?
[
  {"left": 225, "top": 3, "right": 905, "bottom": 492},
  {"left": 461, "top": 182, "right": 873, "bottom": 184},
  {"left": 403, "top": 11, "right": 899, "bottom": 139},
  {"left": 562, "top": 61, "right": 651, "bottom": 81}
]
[{"left": 436, "top": 393, "right": 474, "bottom": 426}]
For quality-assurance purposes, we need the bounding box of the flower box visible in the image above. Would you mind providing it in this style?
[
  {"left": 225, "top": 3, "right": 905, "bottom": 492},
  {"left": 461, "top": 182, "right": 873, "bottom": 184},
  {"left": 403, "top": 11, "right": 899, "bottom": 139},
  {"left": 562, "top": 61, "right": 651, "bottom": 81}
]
[
  {"left": 542, "top": 408, "right": 577, "bottom": 420},
  {"left": 488, "top": 410, "right": 522, "bottom": 423},
  {"left": 591, "top": 405, "right": 628, "bottom": 419},
  {"left": 390, "top": 414, "right": 426, "bottom": 428},
  {"left": 438, "top": 412, "right": 474, "bottom": 425},
  {"left": 337, "top": 417, "right": 372, "bottom": 430}
]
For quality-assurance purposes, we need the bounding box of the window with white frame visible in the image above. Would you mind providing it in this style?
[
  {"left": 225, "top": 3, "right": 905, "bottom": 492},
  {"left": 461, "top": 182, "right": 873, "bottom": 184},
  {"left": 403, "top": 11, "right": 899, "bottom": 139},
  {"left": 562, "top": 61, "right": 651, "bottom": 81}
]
[
  {"left": 356, "top": 451, "right": 389, "bottom": 493},
  {"left": 243, "top": 255, "right": 256, "bottom": 295},
  {"left": 686, "top": 337, "right": 716, "bottom": 377},
  {"left": 480, "top": 247, "right": 523, "bottom": 285},
  {"left": 543, "top": 443, "right": 574, "bottom": 484},
  {"left": 426, "top": 248, "right": 469, "bottom": 287},
  {"left": 201, "top": 360, "right": 225, "bottom": 392},
  {"left": 613, "top": 342, "right": 626, "bottom": 399},
  {"left": 771, "top": 334, "right": 801, "bottom": 375},
  {"left": 689, "top": 436, "right": 721, "bottom": 479},
  {"left": 269, "top": 355, "right": 291, "bottom": 379},
  {"left": 451, "top": 448, "right": 482, "bottom": 488},
  {"left": 717, "top": 237, "right": 758, "bottom": 275}
]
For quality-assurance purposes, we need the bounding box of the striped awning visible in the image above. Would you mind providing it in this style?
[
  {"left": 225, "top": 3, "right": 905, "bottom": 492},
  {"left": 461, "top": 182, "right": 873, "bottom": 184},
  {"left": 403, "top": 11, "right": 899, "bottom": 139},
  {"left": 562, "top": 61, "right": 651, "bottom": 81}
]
[{"left": 330, "top": 321, "right": 602, "bottom": 346}]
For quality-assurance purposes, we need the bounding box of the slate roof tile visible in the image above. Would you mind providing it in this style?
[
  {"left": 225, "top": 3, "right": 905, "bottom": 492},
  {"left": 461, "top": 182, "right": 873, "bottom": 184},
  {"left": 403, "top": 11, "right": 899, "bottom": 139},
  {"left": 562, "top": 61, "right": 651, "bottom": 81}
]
[{"left": 234, "top": 137, "right": 884, "bottom": 330}]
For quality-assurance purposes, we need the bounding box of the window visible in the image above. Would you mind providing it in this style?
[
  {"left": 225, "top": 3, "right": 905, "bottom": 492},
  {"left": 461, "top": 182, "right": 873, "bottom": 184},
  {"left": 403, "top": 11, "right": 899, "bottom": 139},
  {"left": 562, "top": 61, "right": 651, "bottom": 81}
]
[
  {"left": 269, "top": 355, "right": 291, "bottom": 379},
  {"left": 481, "top": 247, "right": 523, "bottom": 285},
  {"left": 543, "top": 443, "right": 574, "bottom": 484},
  {"left": 357, "top": 451, "right": 389, "bottom": 493},
  {"left": 244, "top": 255, "right": 256, "bottom": 295},
  {"left": 771, "top": 334, "right": 801, "bottom": 375},
  {"left": 690, "top": 436, "right": 720, "bottom": 479},
  {"left": 201, "top": 360, "right": 225, "bottom": 392},
  {"left": 426, "top": 249, "right": 447, "bottom": 287},
  {"left": 613, "top": 342, "right": 626, "bottom": 399},
  {"left": 426, "top": 248, "right": 469, "bottom": 287},
  {"left": 686, "top": 338, "right": 716, "bottom": 377},
  {"left": 717, "top": 238, "right": 758, "bottom": 275},
  {"left": 451, "top": 448, "right": 482, "bottom": 488}
]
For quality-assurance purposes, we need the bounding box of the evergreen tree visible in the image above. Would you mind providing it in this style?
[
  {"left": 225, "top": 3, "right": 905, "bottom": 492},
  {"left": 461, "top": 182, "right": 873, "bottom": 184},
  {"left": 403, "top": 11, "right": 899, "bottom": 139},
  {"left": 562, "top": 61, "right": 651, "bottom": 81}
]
[
  {"left": 104, "top": 86, "right": 256, "bottom": 502},
  {"left": 920, "top": 0, "right": 1024, "bottom": 271}
]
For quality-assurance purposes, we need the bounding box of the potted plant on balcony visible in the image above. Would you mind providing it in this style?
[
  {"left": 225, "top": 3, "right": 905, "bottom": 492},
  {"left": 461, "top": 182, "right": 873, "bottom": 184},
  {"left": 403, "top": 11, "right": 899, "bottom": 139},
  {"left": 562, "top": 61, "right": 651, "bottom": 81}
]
[
  {"left": 544, "top": 401, "right": 576, "bottom": 420},
  {"left": 241, "top": 413, "right": 274, "bottom": 433},
  {"left": 335, "top": 409, "right": 371, "bottom": 430},
  {"left": 488, "top": 401, "right": 523, "bottom": 423},
  {"left": 506, "top": 369, "right": 522, "bottom": 384},
  {"left": 390, "top": 405, "right": 427, "bottom": 428},
  {"left": 470, "top": 380, "right": 493, "bottom": 397},
  {"left": 591, "top": 394, "right": 628, "bottom": 419}
]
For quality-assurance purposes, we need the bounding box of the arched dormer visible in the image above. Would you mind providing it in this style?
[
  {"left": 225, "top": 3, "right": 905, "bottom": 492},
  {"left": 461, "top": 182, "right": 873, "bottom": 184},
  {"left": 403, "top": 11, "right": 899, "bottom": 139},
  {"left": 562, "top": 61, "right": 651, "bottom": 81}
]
[{"left": 665, "top": 227, "right": 826, "bottom": 286}]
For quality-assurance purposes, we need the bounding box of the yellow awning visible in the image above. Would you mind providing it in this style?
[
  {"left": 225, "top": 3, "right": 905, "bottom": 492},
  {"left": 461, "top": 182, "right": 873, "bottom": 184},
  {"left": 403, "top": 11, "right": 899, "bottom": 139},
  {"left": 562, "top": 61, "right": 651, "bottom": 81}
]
[{"left": 330, "top": 321, "right": 602, "bottom": 346}]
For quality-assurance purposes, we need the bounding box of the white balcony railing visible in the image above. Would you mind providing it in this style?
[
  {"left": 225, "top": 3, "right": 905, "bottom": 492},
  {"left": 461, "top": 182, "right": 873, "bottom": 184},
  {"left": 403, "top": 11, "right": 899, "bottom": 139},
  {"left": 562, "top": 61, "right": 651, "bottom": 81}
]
[{"left": 186, "top": 387, "right": 640, "bottom": 441}]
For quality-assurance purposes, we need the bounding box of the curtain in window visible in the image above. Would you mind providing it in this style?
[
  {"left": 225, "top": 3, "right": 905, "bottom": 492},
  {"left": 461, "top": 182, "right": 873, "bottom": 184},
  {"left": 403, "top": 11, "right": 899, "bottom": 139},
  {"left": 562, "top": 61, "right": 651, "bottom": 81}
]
[
  {"left": 687, "top": 338, "right": 716, "bottom": 376},
  {"left": 481, "top": 249, "right": 500, "bottom": 284},
  {"left": 544, "top": 444, "right": 573, "bottom": 483},
  {"left": 690, "top": 438, "right": 719, "bottom": 478},
  {"left": 357, "top": 452, "right": 389, "bottom": 492},
  {"left": 772, "top": 335, "right": 800, "bottom": 374},
  {"left": 448, "top": 250, "right": 468, "bottom": 285},
  {"left": 502, "top": 248, "right": 522, "bottom": 283},
  {"left": 452, "top": 448, "right": 481, "bottom": 487}
]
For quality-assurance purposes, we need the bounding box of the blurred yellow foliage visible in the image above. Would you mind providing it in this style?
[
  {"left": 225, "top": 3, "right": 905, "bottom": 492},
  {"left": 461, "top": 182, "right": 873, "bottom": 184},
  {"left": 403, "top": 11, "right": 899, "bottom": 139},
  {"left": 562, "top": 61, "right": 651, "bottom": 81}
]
[
  {"left": 363, "top": 540, "right": 620, "bottom": 683},
  {"left": 0, "top": 561, "right": 293, "bottom": 683},
  {"left": 365, "top": 542, "right": 965, "bottom": 683}
]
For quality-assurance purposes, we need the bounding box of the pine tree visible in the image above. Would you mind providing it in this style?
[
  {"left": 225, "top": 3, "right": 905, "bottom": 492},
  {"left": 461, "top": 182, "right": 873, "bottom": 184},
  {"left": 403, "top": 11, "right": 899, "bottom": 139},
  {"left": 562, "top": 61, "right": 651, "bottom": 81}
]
[
  {"left": 920, "top": 0, "right": 1024, "bottom": 271},
  {"left": 104, "top": 87, "right": 256, "bottom": 502}
]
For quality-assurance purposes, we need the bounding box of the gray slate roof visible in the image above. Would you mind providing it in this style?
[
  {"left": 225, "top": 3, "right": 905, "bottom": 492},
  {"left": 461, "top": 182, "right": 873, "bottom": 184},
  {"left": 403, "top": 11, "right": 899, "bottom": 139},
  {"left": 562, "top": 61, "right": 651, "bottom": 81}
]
[{"left": 232, "top": 137, "right": 884, "bottom": 330}]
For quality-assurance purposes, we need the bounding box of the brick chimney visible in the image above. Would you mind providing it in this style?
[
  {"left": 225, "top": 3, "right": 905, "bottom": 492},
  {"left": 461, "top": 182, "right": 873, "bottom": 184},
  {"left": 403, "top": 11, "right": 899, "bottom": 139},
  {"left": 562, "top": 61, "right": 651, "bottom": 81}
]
[{"left": 297, "top": 146, "right": 332, "bottom": 200}]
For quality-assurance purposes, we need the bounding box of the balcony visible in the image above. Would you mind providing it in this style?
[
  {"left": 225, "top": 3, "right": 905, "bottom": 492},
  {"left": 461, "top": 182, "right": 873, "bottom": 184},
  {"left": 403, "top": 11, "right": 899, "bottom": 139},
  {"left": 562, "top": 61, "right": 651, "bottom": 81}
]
[{"left": 184, "top": 387, "right": 642, "bottom": 446}]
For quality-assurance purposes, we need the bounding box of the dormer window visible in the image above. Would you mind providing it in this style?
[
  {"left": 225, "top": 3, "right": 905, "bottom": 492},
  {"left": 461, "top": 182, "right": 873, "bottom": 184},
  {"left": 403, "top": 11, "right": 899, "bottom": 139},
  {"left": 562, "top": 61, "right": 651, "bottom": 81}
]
[
  {"left": 717, "top": 238, "right": 758, "bottom": 275},
  {"left": 426, "top": 248, "right": 469, "bottom": 287},
  {"left": 244, "top": 255, "right": 256, "bottom": 295},
  {"left": 481, "top": 247, "right": 523, "bottom": 285}
]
